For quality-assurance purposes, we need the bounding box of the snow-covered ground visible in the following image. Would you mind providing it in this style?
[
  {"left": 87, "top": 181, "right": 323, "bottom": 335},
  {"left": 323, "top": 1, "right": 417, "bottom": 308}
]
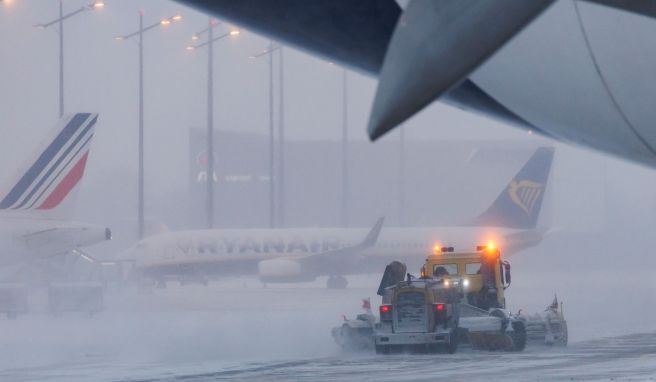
[{"left": 1, "top": 271, "right": 655, "bottom": 381}]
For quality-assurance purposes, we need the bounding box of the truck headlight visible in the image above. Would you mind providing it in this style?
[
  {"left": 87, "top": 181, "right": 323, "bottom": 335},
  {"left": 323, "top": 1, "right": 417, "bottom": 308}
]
[{"left": 463, "top": 278, "right": 470, "bottom": 287}]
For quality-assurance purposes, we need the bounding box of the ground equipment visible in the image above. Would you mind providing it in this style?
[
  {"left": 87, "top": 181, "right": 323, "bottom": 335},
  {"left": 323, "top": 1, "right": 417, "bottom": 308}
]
[
  {"left": 373, "top": 273, "right": 463, "bottom": 353},
  {"left": 332, "top": 244, "right": 567, "bottom": 353},
  {"left": 48, "top": 282, "right": 104, "bottom": 317}
]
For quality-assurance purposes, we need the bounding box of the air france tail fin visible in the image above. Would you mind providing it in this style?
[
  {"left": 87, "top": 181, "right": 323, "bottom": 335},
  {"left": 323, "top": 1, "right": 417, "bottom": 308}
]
[
  {"left": 473, "top": 147, "right": 554, "bottom": 229},
  {"left": 0, "top": 113, "right": 98, "bottom": 218}
]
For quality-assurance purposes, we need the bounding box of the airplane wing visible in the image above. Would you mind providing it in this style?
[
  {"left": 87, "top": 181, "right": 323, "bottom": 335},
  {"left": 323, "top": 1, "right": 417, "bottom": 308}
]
[
  {"left": 21, "top": 225, "right": 110, "bottom": 254},
  {"left": 22, "top": 228, "right": 71, "bottom": 252},
  {"left": 176, "top": 0, "right": 656, "bottom": 168}
]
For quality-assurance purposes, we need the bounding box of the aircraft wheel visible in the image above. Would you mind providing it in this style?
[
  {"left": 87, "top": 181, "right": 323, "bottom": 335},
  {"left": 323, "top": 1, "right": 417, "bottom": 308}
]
[{"left": 326, "top": 276, "right": 348, "bottom": 289}]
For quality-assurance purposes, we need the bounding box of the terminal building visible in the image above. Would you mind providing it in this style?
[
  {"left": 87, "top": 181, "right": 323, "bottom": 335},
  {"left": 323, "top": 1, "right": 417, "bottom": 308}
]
[{"left": 188, "top": 128, "right": 547, "bottom": 230}]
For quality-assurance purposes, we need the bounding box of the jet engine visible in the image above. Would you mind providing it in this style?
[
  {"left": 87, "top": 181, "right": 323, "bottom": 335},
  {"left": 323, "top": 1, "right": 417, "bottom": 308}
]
[{"left": 257, "top": 258, "right": 317, "bottom": 283}]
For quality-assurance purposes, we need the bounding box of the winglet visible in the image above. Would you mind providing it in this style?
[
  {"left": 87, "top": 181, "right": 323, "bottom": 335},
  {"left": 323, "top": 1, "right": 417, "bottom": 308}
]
[{"left": 360, "top": 217, "right": 385, "bottom": 248}]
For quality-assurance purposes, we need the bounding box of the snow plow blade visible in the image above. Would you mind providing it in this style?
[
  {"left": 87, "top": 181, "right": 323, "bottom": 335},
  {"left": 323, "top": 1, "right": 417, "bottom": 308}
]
[
  {"left": 459, "top": 305, "right": 527, "bottom": 352},
  {"left": 332, "top": 314, "right": 375, "bottom": 351},
  {"left": 466, "top": 331, "right": 518, "bottom": 351},
  {"left": 519, "top": 297, "right": 568, "bottom": 346}
]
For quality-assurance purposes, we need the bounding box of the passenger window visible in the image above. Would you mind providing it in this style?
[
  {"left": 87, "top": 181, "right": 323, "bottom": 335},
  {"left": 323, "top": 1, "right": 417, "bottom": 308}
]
[{"left": 466, "top": 263, "right": 481, "bottom": 275}]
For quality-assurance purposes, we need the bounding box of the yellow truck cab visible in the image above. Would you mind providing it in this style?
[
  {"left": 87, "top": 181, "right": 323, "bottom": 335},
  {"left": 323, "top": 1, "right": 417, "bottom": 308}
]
[{"left": 422, "top": 243, "right": 511, "bottom": 310}]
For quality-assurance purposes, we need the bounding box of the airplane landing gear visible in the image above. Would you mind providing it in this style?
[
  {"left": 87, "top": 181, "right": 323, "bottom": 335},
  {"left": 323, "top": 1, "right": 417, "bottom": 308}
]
[{"left": 327, "top": 275, "right": 348, "bottom": 289}]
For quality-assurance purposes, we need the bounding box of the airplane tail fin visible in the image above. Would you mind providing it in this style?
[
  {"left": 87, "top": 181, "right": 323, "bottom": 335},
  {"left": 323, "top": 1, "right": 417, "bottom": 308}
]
[
  {"left": 0, "top": 113, "right": 98, "bottom": 218},
  {"left": 360, "top": 217, "right": 385, "bottom": 248},
  {"left": 473, "top": 147, "right": 554, "bottom": 229}
]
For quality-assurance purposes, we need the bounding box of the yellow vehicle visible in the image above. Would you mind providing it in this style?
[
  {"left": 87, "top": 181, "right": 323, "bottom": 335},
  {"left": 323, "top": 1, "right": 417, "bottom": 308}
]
[
  {"left": 421, "top": 243, "right": 511, "bottom": 311},
  {"left": 332, "top": 243, "right": 567, "bottom": 353}
]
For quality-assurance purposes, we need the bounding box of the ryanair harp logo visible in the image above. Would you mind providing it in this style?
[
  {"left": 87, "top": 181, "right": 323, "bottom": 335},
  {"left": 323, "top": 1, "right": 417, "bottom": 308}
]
[{"left": 508, "top": 180, "right": 544, "bottom": 215}]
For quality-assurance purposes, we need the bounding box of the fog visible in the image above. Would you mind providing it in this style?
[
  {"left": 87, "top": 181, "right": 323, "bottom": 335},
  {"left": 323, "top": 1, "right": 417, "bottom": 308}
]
[{"left": 1, "top": 1, "right": 656, "bottom": 381}]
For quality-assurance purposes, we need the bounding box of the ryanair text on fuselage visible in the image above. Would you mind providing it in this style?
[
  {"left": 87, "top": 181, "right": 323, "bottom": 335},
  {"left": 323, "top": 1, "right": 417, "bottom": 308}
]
[{"left": 177, "top": 236, "right": 344, "bottom": 255}]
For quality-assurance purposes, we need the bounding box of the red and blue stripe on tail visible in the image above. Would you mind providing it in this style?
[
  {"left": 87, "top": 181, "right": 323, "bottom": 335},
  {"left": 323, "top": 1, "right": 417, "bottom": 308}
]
[{"left": 0, "top": 113, "right": 98, "bottom": 211}]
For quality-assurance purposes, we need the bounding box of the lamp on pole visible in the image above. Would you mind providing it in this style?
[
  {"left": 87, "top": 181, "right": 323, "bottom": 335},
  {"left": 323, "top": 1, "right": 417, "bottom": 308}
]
[
  {"left": 250, "top": 42, "right": 280, "bottom": 228},
  {"left": 186, "top": 19, "right": 239, "bottom": 229},
  {"left": 114, "top": 12, "right": 182, "bottom": 239},
  {"left": 35, "top": 1, "right": 105, "bottom": 118}
]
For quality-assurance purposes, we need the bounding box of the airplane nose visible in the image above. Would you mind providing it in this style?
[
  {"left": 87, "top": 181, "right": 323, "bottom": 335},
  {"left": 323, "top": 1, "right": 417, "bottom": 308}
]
[{"left": 105, "top": 227, "right": 112, "bottom": 240}]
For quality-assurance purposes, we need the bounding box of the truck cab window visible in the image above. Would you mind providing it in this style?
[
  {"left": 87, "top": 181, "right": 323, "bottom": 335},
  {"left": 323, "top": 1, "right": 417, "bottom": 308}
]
[{"left": 465, "top": 263, "right": 481, "bottom": 275}]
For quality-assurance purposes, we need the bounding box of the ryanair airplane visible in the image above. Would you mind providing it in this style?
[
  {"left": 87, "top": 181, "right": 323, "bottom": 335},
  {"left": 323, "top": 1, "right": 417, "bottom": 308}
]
[
  {"left": 123, "top": 147, "right": 554, "bottom": 289},
  {"left": 0, "top": 113, "right": 110, "bottom": 268}
]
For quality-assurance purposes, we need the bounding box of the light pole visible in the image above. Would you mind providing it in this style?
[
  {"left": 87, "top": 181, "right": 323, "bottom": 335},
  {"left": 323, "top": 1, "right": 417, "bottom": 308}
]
[
  {"left": 277, "top": 47, "right": 285, "bottom": 228},
  {"left": 399, "top": 128, "right": 405, "bottom": 226},
  {"left": 250, "top": 42, "right": 280, "bottom": 228},
  {"left": 36, "top": 1, "right": 105, "bottom": 118},
  {"left": 341, "top": 68, "right": 349, "bottom": 227},
  {"left": 115, "top": 12, "right": 182, "bottom": 239},
  {"left": 187, "top": 19, "right": 239, "bottom": 229}
]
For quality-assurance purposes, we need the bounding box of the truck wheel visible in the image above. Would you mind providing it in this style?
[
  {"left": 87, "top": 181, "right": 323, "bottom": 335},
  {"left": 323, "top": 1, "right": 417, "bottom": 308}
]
[
  {"left": 446, "top": 328, "right": 459, "bottom": 354},
  {"left": 340, "top": 325, "right": 355, "bottom": 349},
  {"left": 510, "top": 321, "right": 527, "bottom": 352}
]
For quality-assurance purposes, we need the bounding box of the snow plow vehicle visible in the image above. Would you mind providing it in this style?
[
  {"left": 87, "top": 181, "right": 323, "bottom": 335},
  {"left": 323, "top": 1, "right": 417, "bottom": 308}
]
[{"left": 332, "top": 244, "right": 567, "bottom": 353}]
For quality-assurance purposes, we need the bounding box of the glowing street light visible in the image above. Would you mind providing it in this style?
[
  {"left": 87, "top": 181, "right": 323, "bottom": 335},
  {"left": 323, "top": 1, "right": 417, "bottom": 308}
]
[
  {"left": 115, "top": 11, "right": 183, "bottom": 239},
  {"left": 35, "top": 0, "right": 105, "bottom": 118}
]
